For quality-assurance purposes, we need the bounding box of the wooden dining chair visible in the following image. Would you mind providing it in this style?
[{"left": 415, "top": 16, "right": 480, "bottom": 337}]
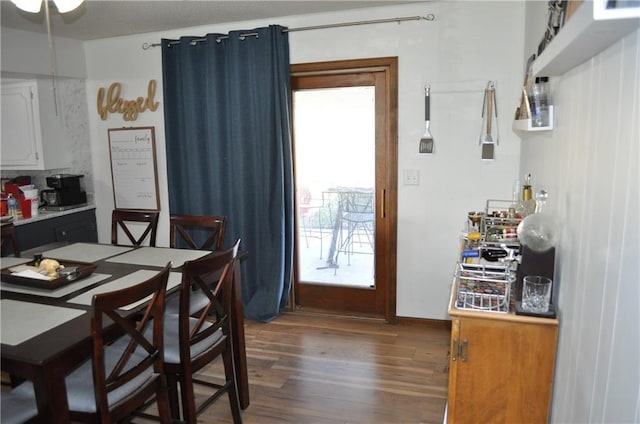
[
  {"left": 162, "top": 239, "right": 242, "bottom": 423},
  {"left": 11, "top": 263, "right": 173, "bottom": 423},
  {"left": 1, "top": 223, "right": 20, "bottom": 257},
  {"left": 169, "top": 213, "right": 227, "bottom": 250},
  {"left": 111, "top": 209, "right": 159, "bottom": 247}
]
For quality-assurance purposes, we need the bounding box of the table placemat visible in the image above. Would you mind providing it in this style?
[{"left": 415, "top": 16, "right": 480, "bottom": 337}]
[
  {"left": 105, "top": 247, "right": 210, "bottom": 269},
  {"left": 1, "top": 299, "right": 86, "bottom": 346},
  {"left": 1, "top": 273, "right": 111, "bottom": 298},
  {"left": 41, "top": 243, "right": 135, "bottom": 263},
  {"left": 67, "top": 270, "right": 182, "bottom": 310},
  {"left": 0, "top": 257, "right": 30, "bottom": 268}
]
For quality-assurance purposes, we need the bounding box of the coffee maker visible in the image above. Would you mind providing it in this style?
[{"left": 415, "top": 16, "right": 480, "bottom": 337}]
[{"left": 40, "top": 174, "right": 87, "bottom": 211}]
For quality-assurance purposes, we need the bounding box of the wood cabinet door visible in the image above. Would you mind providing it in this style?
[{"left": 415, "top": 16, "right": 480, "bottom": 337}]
[{"left": 448, "top": 317, "right": 558, "bottom": 424}]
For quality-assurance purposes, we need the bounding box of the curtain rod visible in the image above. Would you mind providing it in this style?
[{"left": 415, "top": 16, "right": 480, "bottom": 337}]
[{"left": 141, "top": 14, "right": 435, "bottom": 50}]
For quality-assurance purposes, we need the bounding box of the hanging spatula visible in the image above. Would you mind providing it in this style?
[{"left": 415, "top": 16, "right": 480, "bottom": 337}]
[
  {"left": 419, "top": 85, "right": 434, "bottom": 154},
  {"left": 481, "top": 82, "right": 498, "bottom": 160}
]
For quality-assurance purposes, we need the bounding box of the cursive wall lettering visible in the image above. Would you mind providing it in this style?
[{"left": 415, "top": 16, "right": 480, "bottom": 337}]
[{"left": 97, "top": 80, "right": 159, "bottom": 121}]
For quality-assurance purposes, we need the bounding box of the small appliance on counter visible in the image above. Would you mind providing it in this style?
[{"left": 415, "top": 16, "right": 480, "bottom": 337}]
[{"left": 40, "top": 174, "right": 87, "bottom": 211}]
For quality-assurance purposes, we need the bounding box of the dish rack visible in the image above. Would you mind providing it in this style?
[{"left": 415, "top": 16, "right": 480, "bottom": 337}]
[
  {"left": 481, "top": 200, "right": 522, "bottom": 248},
  {"left": 454, "top": 262, "right": 515, "bottom": 313}
]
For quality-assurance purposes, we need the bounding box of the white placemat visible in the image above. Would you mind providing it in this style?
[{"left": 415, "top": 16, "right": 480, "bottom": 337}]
[
  {"left": 105, "top": 247, "right": 209, "bottom": 269},
  {"left": 41, "top": 243, "right": 134, "bottom": 263},
  {"left": 0, "top": 257, "right": 30, "bottom": 268},
  {"left": 1, "top": 299, "right": 86, "bottom": 346},
  {"left": 1, "top": 273, "right": 111, "bottom": 298},
  {"left": 67, "top": 271, "right": 182, "bottom": 310}
]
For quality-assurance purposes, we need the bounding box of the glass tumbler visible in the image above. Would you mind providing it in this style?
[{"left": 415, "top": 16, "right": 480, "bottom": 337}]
[{"left": 522, "top": 275, "right": 552, "bottom": 313}]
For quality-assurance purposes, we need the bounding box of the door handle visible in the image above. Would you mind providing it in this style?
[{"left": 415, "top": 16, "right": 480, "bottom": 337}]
[{"left": 380, "top": 188, "right": 386, "bottom": 219}]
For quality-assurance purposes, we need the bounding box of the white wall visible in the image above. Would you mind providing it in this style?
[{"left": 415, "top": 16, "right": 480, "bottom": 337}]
[
  {"left": 521, "top": 8, "right": 640, "bottom": 423},
  {"left": 82, "top": 1, "right": 525, "bottom": 320}
]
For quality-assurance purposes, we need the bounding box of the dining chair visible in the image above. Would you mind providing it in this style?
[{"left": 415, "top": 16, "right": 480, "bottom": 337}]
[
  {"left": 12, "top": 263, "right": 173, "bottom": 423},
  {"left": 165, "top": 238, "right": 240, "bottom": 317},
  {"left": 334, "top": 187, "right": 375, "bottom": 267},
  {"left": 111, "top": 209, "right": 160, "bottom": 247},
  {"left": 169, "top": 213, "right": 227, "bottom": 250},
  {"left": 162, "top": 239, "right": 242, "bottom": 423},
  {"left": 1, "top": 223, "right": 20, "bottom": 257}
]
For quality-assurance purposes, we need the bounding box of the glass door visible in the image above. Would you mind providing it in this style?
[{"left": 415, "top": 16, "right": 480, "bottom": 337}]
[{"left": 294, "top": 86, "right": 375, "bottom": 288}]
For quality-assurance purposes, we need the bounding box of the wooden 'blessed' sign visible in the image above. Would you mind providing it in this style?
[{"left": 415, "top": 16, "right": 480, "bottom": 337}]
[{"left": 97, "top": 80, "right": 159, "bottom": 121}]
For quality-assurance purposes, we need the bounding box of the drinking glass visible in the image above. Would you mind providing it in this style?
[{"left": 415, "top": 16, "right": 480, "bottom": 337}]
[{"left": 522, "top": 275, "right": 552, "bottom": 313}]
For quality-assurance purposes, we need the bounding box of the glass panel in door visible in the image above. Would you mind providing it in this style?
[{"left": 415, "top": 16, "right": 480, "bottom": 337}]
[{"left": 294, "top": 86, "right": 375, "bottom": 288}]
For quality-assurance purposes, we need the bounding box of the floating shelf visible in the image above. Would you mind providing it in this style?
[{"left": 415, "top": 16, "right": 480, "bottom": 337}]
[
  {"left": 512, "top": 106, "right": 554, "bottom": 135},
  {"left": 532, "top": 2, "right": 640, "bottom": 77}
]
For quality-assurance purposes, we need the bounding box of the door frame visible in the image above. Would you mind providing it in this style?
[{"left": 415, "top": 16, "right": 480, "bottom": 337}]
[{"left": 289, "top": 57, "right": 398, "bottom": 323}]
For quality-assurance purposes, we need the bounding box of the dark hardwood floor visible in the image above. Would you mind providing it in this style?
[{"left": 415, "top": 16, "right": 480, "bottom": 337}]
[{"left": 195, "top": 312, "right": 451, "bottom": 423}]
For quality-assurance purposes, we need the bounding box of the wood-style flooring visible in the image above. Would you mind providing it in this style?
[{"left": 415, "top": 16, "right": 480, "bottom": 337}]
[{"left": 195, "top": 313, "right": 451, "bottom": 423}]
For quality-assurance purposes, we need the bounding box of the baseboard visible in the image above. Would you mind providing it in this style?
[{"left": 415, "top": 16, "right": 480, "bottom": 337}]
[{"left": 395, "top": 316, "right": 452, "bottom": 330}]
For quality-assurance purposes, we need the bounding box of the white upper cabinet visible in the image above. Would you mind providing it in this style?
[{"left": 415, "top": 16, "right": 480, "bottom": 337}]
[{"left": 1, "top": 79, "right": 70, "bottom": 170}]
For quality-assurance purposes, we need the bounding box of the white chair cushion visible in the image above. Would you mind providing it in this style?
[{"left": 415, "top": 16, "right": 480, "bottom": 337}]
[
  {"left": 161, "top": 314, "right": 224, "bottom": 364},
  {"left": 1, "top": 387, "right": 39, "bottom": 424}
]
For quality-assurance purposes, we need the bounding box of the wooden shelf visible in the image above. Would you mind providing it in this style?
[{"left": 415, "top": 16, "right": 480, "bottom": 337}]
[
  {"left": 532, "top": 2, "right": 640, "bottom": 77},
  {"left": 513, "top": 106, "right": 554, "bottom": 135}
]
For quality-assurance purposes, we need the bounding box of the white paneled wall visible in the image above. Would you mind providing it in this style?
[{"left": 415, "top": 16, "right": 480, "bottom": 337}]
[{"left": 519, "top": 29, "right": 639, "bottom": 423}]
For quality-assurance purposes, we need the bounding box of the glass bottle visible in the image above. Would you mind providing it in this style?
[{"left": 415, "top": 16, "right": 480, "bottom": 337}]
[
  {"left": 516, "top": 189, "right": 560, "bottom": 252},
  {"left": 509, "top": 179, "right": 524, "bottom": 218},
  {"left": 521, "top": 174, "right": 536, "bottom": 216},
  {"left": 7, "top": 194, "right": 18, "bottom": 219}
]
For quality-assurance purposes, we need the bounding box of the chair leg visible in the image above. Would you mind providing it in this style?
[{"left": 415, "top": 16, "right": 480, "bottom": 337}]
[
  {"left": 222, "top": 349, "right": 243, "bottom": 424},
  {"left": 180, "top": 372, "right": 198, "bottom": 424},
  {"left": 166, "top": 374, "right": 181, "bottom": 421},
  {"left": 156, "top": 376, "right": 172, "bottom": 424}
]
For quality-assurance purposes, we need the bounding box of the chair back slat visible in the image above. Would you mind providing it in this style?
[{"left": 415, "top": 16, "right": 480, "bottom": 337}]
[
  {"left": 1, "top": 223, "right": 20, "bottom": 257},
  {"left": 111, "top": 209, "right": 160, "bottom": 247},
  {"left": 170, "top": 214, "right": 227, "bottom": 250}
]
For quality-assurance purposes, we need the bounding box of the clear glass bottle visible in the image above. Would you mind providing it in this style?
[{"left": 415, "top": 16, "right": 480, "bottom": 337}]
[
  {"left": 7, "top": 194, "right": 18, "bottom": 219},
  {"left": 517, "top": 189, "right": 560, "bottom": 252}
]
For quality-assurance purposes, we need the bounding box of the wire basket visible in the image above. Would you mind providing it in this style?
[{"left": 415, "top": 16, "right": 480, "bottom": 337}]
[
  {"left": 482, "top": 200, "right": 522, "bottom": 248},
  {"left": 455, "top": 262, "right": 514, "bottom": 313}
]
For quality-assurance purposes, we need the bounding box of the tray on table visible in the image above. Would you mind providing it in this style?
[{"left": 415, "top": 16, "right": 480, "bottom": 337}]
[{"left": 1, "top": 260, "right": 98, "bottom": 290}]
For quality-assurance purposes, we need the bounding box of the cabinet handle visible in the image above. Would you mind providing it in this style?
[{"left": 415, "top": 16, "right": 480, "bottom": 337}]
[
  {"left": 451, "top": 338, "right": 459, "bottom": 361},
  {"left": 461, "top": 339, "right": 468, "bottom": 362}
]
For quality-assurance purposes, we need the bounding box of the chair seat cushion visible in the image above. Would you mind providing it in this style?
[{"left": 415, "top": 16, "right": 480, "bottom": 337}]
[
  {"left": 165, "top": 289, "right": 210, "bottom": 316},
  {"left": 1, "top": 386, "right": 39, "bottom": 424},
  {"left": 66, "top": 343, "right": 155, "bottom": 413},
  {"left": 162, "top": 314, "right": 224, "bottom": 364},
  {"left": 10, "top": 342, "right": 156, "bottom": 414}
]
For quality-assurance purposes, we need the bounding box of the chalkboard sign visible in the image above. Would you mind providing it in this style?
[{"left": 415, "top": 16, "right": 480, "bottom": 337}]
[{"left": 108, "top": 127, "right": 160, "bottom": 210}]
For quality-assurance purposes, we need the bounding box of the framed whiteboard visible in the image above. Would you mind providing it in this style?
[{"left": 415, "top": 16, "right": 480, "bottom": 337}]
[{"left": 108, "top": 127, "right": 160, "bottom": 210}]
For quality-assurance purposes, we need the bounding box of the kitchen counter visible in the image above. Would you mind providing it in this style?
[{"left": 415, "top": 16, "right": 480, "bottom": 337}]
[
  {"left": 2, "top": 206, "right": 97, "bottom": 256},
  {"left": 12, "top": 204, "right": 96, "bottom": 227}
]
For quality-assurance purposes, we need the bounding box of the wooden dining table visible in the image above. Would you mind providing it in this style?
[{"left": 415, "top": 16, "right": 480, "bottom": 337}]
[{"left": 0, "top": 242, "right": 250, "bottom": 423}]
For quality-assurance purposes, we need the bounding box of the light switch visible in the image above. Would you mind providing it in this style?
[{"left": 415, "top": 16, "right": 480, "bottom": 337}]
[{"left": 403, "top": 169, "right": 419, "bottom": 185}]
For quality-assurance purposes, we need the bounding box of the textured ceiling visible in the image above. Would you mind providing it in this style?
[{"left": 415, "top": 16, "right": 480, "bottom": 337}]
[{"left": 1, "top": 0, "right": 424, "bottom": 41}]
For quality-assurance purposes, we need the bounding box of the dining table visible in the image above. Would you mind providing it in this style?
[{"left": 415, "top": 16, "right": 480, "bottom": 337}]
[{"left": 0, "top": 242, "right": 250, "bottom": 423}]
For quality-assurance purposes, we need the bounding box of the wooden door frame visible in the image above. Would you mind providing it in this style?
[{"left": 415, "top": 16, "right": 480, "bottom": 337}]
[{"left": 289, "top": 57, "right": 398, "bottom": 323}]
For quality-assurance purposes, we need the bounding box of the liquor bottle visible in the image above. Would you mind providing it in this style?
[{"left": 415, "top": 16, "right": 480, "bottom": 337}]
[{"left": 521, "top": 174, "right": 536, "bottom": 216}]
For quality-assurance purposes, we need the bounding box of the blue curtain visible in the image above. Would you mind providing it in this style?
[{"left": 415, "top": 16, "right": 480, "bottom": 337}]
[{"left": 161, "top": 25, "right": 293, "bottom": 322}]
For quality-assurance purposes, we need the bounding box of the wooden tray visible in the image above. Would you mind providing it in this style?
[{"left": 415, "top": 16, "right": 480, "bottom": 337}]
[{"left": 1, "top": 260, "right": 98, "bottom": 290}]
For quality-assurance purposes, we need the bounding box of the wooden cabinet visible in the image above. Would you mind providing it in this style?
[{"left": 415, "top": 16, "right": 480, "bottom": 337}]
[
  {"left": 1, "top": 80, "right": 70, "bottom": 170},
  {"left": 447, "top": 312, "right": 558, "bottom": 424}
]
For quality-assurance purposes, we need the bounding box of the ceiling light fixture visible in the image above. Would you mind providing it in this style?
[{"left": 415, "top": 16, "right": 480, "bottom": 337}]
[
  {"left": 11, "top": 0, "right": 84, "bottom": 14},
  {"left": 10, "top": 0, "right": 85, "bottom": 115}
]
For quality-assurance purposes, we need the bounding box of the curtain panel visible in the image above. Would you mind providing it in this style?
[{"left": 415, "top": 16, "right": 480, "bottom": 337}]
[{"left": 161, "top": 25, "right": 293, "bottom": 322}]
